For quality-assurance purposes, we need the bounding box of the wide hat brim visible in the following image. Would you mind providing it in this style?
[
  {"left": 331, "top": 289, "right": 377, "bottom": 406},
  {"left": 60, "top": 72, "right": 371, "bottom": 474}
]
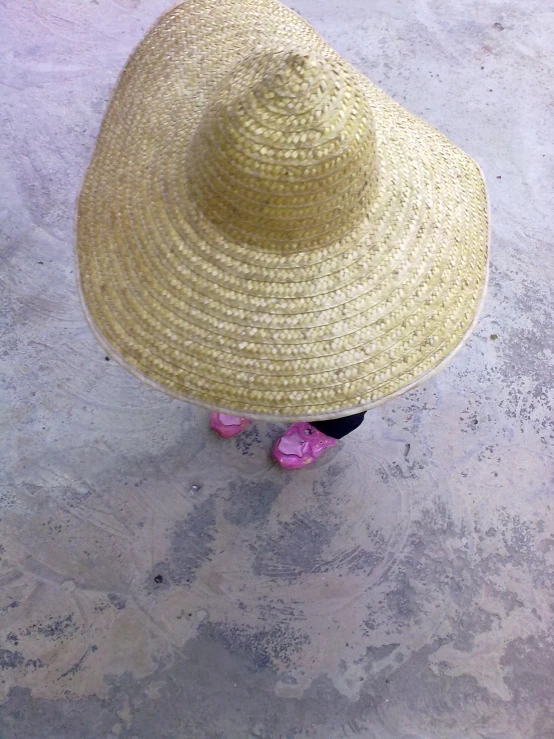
[{"left": 76, "top": 0, "right": 489, "bottom": 421}]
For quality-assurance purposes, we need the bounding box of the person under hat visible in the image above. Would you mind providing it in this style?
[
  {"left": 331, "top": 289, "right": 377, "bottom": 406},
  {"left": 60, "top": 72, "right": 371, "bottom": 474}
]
[{"left": 76, "top": 0, "right": 489, "bottom": 470}]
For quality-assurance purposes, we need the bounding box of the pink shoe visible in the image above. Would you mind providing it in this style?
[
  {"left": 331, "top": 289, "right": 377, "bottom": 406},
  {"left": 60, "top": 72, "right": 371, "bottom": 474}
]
[
  {"left": 272, "top": 422, "right": 336, "bottom": 469},
  {"left": 210, "top": 412, "right": 251, "bottom": 438}
]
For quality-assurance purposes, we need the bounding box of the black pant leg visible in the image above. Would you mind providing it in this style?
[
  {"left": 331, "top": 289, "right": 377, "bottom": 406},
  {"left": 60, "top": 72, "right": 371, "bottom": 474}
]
[{"left": 311, "top": 411, "right": 366, "bottom": 440}]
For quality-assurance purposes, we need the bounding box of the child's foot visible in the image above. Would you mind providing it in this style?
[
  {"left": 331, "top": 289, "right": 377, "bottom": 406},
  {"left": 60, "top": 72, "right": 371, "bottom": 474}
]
[
  {"left": 210, "top": 412, "right": 251, "bottom": 438},
  {"left": 272, "top": 422, "right": 336, "bottom": 469}
]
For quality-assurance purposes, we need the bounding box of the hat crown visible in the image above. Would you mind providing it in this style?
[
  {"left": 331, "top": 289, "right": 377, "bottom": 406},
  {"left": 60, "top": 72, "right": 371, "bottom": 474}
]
[{"left": 186, "top": 49, "right": 378, "bottom": 251}]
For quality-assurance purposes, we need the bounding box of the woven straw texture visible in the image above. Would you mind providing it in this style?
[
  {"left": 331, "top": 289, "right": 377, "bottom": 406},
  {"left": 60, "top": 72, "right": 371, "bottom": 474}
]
[{"left": 76, "top": 0, "right": 489, "bottom": 421}]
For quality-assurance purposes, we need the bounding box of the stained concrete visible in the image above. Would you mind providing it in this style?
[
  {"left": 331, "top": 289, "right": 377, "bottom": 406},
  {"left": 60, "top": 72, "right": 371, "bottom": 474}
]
[{"left": 1, "top": 0, "right": 553, "bottom": 737}]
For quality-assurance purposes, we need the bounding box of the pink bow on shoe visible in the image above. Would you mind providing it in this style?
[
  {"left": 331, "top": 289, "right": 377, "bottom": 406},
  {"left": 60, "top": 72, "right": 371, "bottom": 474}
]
[{"left": 210, "top": 412, "right": 251, "bottom": 438}]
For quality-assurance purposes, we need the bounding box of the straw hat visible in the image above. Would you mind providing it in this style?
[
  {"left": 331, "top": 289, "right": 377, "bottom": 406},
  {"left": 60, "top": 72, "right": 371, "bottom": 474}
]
[{"left": 76, "top": 0, "right": 489, "bottom": 421}]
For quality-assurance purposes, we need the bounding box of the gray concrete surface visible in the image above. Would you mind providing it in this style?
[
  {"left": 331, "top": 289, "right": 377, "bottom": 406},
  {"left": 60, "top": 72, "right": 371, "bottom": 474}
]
[{"left": 1, "top": 0, "right": 553, "bottom": 737}]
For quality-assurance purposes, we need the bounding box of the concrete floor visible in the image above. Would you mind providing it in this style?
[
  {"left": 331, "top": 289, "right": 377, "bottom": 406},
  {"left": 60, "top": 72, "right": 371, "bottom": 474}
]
[{"left": 1, "top": 0, "right": 554, "bottom": 737}]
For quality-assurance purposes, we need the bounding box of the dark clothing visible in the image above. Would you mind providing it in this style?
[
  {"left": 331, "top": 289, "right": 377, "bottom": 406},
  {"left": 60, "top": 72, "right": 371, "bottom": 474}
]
[{"left": 311, "top": 411, "right": 366, "bottom": 440}]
